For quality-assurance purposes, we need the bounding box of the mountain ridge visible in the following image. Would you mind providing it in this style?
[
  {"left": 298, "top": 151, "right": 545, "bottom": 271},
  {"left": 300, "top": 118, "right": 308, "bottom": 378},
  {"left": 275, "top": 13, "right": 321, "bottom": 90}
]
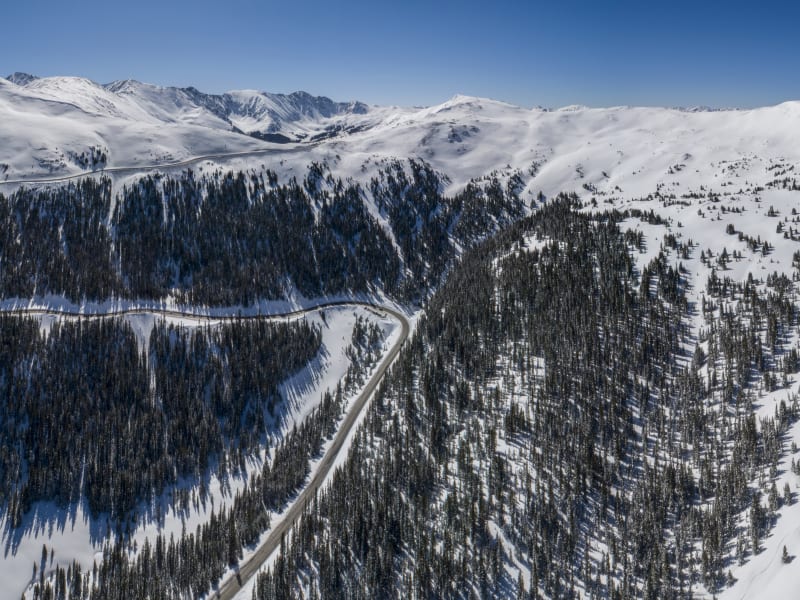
[
  {"left": 10, "top": 71, "right": 791, "bottom": 116},
  {"left": 5, "top": 72, "right": 369, "bottom": 136},
  {"left": 4, "top": 72, "right": 800, "bottom": 600}
]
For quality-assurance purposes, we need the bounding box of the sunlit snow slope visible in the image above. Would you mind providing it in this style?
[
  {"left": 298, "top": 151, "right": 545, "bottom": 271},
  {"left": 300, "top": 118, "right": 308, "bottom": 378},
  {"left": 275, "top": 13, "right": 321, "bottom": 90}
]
[
  {"left": 3, "top": 73, "right": 800, "bottom": 201},
  {"left": 3, "top": 73, "right": 800, "bottom": 600}
]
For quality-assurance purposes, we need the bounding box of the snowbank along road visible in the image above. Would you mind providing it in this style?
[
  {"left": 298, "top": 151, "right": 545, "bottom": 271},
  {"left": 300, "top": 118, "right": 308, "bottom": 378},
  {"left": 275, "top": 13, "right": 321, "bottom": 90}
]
[{"left": 212, "top": 303, "right": 409, "bottom": 600}]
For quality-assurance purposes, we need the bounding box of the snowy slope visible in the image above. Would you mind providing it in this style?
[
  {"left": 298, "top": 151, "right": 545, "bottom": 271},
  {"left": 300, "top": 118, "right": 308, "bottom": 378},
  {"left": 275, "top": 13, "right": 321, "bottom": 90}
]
[
  {"left": 3, "top": 74, "right": 800, "bottom": 600},
  {"left": 0, "top": 76, "right": 264, "bottom": 177},
  {"left": 0, "top": 74, "right": 375, "bottom": 180},
  {"left": 3, "top": 73, "right": 800, "bottom": 209}
]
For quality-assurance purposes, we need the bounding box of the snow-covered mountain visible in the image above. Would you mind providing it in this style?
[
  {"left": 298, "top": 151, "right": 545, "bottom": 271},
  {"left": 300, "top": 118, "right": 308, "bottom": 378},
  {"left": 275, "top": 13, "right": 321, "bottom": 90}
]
[
  {"left": 101, "top": 78, "right": 369, "bottom": 138},
  {"left": 4, "top": 74, "right": 800, "bottom": 600},
  {"left": 2, "top": 72, "right": 800, "bottom": 206},
  {"left": 0, "top": 73, "right": 374, "bottom": 178}
]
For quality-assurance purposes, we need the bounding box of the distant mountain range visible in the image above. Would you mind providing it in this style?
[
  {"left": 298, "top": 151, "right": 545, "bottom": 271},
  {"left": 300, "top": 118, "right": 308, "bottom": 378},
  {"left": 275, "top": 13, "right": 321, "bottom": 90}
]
[
  {"left": 2, "top": 71, "right": 800, "bottom": 200},
  {"left": 5, "top": 72, "right": 369, "bottom": 144}
]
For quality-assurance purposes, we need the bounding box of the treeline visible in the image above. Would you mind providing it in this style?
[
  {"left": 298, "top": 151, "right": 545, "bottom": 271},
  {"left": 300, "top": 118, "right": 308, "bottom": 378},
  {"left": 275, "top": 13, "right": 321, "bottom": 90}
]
[
  {"left": 0, "top": 159, "right": 523, "bottom": 306},
  {"left": 1, "top": 317, "right": 320, "bottom": 521},
  {"left": 369, "top": 159, "right": 525, "bottom": 296}
]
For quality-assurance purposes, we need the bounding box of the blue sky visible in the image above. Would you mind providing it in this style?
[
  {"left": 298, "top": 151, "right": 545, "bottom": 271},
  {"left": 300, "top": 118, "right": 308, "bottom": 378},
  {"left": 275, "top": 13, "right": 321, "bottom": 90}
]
[{"left": 3, "top": 0, "right": 799, "bottom": 108}]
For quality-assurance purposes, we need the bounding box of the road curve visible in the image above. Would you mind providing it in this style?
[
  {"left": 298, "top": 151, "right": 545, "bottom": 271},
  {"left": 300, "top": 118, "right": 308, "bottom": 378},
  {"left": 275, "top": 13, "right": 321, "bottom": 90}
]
[
  {"left": 0, "top": 300, "right": 403, "bottom": 323},
  {"left": 213, "top": 304, "right": 409, "bottom": 600},
  {"left": 0, "top": 300, "right": 410, "bottom": 600},
  {"left": 0, "top": 142, "right": 320, "bottom": 187}
]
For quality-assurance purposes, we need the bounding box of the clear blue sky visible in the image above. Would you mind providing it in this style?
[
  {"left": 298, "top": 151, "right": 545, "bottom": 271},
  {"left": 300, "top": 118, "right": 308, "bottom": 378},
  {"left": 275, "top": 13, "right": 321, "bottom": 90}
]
[{"left": 3, "top": 0, "right": 799, "bottom": 108}]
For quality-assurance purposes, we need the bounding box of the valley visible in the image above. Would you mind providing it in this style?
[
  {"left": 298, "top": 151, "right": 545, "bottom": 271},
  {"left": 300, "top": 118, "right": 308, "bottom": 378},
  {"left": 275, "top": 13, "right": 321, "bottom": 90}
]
[{"left": 1, "top": 73, "right": 799, "bottom": 599}]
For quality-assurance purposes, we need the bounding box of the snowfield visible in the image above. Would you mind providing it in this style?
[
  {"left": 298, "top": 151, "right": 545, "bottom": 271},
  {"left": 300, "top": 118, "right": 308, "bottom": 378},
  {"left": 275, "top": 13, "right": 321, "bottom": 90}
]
[{"left": 3, "top": 72, "right": 800, "bottom": 203}]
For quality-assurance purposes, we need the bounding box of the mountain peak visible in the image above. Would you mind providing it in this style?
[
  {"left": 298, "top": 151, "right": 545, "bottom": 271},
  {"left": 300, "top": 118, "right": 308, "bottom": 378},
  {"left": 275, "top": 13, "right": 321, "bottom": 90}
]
[
  {"left": 6, "top": 72, "right": 39, "bottom": 86},
  {"left": 432, "top": 94, "right": 522, "bottom": 113},
  {"left": 103, "top": 79, "right": 152, "bottom": 93}
]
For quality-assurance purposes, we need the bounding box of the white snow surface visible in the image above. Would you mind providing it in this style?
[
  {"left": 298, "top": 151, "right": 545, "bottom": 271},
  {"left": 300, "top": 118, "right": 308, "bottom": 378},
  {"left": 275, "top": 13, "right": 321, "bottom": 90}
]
[{"left": 3, "top": 73, "right": 800, "bottom": 204}]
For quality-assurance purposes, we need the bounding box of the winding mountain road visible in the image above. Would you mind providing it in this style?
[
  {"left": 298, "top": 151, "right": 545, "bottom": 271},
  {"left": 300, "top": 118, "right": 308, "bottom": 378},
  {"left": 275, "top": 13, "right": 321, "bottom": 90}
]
[
  {"left": 0, "top": 142, "right": 319, "bottom": 187},
  {"left": 213, "top": 303, "right": 408, "bottom": 600},
  {"left": 0, "top": 300, "right": 410, "bottom": 600}
]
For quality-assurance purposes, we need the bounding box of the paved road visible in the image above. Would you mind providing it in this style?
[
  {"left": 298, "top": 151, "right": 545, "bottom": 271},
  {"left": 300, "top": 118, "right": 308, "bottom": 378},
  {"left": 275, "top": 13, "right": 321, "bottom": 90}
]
[
  {"left": 0, "top": 300, "right": 410, "bottom": 600},
  {"left": 0, "top": 142, "right": 319, "bottom": 186},
  {"left": 0, "top": 300, "right": 400, "bottom": 323},
  {"left": 213, "top": 304, "right": 409, "bottom": 600}
]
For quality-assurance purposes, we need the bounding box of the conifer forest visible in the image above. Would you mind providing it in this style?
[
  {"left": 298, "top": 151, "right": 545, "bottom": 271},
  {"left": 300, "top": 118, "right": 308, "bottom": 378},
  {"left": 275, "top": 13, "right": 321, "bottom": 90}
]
[{"left": 1, "top": 109, "right": 800, "bottom": 600}]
